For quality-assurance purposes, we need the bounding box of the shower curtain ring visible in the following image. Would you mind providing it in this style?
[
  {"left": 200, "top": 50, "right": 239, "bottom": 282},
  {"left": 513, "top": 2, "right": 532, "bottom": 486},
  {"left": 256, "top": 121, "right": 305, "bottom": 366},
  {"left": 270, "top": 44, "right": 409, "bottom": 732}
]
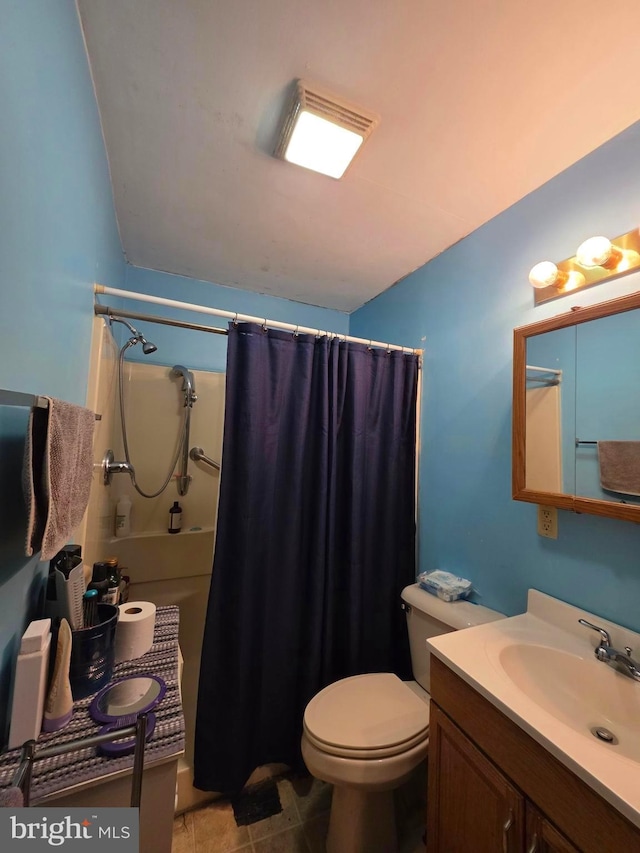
[
  {"left": 233, "top": 312, "right": 238, "bottom": 327},
  {"left": 262, "top": 318, "right": 268, "bottom": 332},
  {"left": 368, "top": 339, "right": 373, "bottom": 351}
]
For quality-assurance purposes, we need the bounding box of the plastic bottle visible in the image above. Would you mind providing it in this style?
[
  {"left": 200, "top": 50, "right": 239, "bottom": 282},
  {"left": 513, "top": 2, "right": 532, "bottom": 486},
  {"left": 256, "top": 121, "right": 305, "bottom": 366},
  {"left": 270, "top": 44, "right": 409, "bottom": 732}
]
[
  {"left": 119, "top": 572, "right": 131, "bottom": 604},
  {"left": 42, "top": 618, "right": 73, "bottom": 733},
  {"left": 168, "top": 501, "right": 182, "bottom": 534},
  {"left": 8, "top": 619, "right": 52, "bottom": 748},
  {"left": 102, "top": 557, "right": 121, "bottom": 606},
  {"left": 88, "top": 562, "right": 110, "bottom": 602},
  {"left": 115, "top": 494, "right": 132, "bottom": 538}
]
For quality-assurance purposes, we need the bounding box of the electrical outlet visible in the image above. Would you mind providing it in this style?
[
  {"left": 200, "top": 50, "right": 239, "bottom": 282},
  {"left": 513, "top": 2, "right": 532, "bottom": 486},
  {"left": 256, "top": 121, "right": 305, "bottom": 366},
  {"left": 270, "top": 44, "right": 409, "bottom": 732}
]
[{"left": 537, "top": 505, "right": 558, "bottom": 539}]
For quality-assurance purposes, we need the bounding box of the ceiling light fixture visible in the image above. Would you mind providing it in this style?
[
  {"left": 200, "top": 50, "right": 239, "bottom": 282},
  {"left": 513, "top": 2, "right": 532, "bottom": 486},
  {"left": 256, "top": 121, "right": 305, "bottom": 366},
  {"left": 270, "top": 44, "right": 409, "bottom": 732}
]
[
  {"left": 529, "top": 227, "right": 640, "bottom": 305},
  {"left": 274, "top": 80, "right": 379, "bottom": 179}
]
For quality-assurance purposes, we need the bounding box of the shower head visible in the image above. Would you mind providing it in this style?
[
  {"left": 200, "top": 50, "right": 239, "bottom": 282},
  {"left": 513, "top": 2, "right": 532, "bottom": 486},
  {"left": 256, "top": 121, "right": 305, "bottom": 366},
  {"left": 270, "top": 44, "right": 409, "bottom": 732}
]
[
  {"left": 109, "top": 316, "right": 157, "bottom": 355},
  {"left": 172, "top": 365, "right": 197, "bottom": 407}
]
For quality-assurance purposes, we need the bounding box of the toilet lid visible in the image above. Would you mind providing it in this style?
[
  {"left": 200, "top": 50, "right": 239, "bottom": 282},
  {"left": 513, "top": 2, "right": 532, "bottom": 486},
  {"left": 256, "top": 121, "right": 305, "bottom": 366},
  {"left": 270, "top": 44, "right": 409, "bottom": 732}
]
[{"left": 303, "top": 673, "right": 429, "bottom": 758}]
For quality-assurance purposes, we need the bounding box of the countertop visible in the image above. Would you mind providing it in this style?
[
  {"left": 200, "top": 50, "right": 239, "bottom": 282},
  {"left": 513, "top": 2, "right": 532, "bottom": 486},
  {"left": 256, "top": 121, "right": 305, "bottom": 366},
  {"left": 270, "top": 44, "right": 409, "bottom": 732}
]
[{"left": 427, "top": 589, "right": 640, "bottom": 829}]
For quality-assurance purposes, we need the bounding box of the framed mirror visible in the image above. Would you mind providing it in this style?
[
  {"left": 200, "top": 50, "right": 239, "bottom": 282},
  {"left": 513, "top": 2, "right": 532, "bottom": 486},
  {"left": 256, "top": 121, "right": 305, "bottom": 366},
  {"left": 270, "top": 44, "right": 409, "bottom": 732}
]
[{"left": 513, "top": 290, "right": 640, "bottom": 522}]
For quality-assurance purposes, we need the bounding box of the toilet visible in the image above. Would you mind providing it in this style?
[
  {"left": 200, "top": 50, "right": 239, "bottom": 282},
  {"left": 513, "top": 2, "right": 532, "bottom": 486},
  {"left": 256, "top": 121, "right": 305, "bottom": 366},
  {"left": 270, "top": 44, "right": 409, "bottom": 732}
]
[{"left": 301, "top": 583, "right": 505, "bottom": 853}]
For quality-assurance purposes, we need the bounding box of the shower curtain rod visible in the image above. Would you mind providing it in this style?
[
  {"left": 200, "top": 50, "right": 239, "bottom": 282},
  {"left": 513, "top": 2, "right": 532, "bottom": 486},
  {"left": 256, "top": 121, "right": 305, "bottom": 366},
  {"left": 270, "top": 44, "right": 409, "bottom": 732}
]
[
  {"left": 526, "top": 364, "right": 562, "bottom": 375},
  {"left": 94, "top": 304, "right": 228, "bottom": 336},
  {"left": 94, "top": 284, "right": 421, "bottom": 355}
]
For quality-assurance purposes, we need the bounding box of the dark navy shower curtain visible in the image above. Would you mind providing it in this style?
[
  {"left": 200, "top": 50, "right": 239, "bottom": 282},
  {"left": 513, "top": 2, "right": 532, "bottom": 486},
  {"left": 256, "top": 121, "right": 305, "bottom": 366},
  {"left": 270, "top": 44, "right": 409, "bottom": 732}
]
[{"left": 194, "top": 322, "right": 419, "bottom": 793}]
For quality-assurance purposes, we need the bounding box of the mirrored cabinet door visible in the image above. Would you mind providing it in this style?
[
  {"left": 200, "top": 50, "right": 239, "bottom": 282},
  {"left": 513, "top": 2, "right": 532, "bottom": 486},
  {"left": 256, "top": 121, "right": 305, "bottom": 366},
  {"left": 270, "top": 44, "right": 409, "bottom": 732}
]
[
  {"left": 513, "top": 290, "right": 640, "bottom": 523},
  {"left": 574, "top": 309, "right": 640, "bottom": 505}
]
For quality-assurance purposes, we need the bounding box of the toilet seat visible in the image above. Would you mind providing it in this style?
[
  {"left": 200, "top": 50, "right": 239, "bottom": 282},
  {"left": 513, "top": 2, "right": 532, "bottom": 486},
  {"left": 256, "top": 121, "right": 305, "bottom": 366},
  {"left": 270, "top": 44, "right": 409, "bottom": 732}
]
[{"left": 303, "top": 673, "right": 429, "bottom": 759}]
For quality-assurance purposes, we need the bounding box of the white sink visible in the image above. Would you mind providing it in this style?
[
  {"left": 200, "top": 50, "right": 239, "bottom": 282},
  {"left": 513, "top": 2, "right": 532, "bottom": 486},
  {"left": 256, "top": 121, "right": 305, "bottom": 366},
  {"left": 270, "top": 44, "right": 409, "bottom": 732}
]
[
  {"left": 498, "top": 643, "right": 640, "bottom": 762},
  {"left": 427, "top": 589, "right": 640, "bottom": 829}
]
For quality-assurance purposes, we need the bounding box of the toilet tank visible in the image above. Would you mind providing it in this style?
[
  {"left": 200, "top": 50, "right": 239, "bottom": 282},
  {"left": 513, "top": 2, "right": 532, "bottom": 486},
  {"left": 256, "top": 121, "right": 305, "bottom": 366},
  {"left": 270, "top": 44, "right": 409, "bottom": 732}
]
[{"left": 401, "top": 583, "right": 505, "bottom": 692}]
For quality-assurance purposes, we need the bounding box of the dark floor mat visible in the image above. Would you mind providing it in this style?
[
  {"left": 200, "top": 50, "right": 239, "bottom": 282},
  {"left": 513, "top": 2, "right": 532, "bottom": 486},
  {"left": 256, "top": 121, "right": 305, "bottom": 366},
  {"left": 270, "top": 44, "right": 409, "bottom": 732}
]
[{"left": 230, "top": 779, "right": 282, "bottom": 826}]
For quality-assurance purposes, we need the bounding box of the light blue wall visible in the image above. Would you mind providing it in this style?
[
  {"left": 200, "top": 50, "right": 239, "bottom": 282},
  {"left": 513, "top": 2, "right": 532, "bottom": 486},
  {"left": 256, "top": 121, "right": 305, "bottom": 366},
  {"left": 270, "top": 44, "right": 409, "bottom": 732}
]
[
  {"left": 351, "top": 121, "right": 640, "bottom": 632},
  {"left": 0, "top": 0, "right": 125, "bottom": 744},
  {"left": 102, "top": 266, "right": 349, "bottom": 373}
]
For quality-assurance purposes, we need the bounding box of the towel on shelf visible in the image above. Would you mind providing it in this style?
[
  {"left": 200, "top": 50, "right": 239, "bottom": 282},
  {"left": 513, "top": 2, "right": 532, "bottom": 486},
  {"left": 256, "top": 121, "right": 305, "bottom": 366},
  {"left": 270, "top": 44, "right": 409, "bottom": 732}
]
[
  {"left": 23, "top": 397, "right": 95, "bottom": 560},
  {"left": 598, "top": 441, "right": 640, "bottom": 496}
]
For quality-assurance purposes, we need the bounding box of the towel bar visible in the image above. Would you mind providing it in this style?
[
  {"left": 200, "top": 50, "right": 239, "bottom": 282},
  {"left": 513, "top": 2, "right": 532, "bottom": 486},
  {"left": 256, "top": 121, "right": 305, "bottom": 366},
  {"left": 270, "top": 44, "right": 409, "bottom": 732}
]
[
  {"left": 0, "top": 389, "right": 101, "bottom": 419},
  {"left": 8, "top": 714, "right": 148, "bottom": 808}
]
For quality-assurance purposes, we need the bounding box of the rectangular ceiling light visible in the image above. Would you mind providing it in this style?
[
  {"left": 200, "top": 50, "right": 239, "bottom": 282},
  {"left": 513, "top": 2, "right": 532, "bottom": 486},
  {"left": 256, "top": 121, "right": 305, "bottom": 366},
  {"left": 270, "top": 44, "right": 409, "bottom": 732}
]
[{"left": 274, "top": 80, "right": 379, "bottom": 179}]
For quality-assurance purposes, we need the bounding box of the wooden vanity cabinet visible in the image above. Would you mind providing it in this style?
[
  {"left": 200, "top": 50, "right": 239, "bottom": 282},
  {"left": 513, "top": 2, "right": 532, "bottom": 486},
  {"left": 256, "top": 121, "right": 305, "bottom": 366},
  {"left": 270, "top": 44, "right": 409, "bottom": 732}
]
[
  {"left": 427, "top": 657, "right": 640, "bottom": 853},
  {"left": 526, "top": 805, "right": 580, "bottom": 853},
  {"left": 427, "top": 703, "right": 525, "bottom": 852}
]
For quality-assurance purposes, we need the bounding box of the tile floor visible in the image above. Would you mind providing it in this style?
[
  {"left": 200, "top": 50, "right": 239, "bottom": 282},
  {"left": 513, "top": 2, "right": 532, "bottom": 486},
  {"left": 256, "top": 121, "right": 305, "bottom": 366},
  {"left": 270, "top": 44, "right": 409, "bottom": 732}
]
[{"left": 172, "top": 767, "right": 427, "bottom": 853}]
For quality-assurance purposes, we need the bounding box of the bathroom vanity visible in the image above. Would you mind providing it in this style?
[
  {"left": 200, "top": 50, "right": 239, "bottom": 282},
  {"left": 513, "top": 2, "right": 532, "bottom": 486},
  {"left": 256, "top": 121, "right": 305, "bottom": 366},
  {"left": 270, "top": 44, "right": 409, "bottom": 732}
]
[{"left": 426, "top": 591, "right": 640, "bottom": 853}]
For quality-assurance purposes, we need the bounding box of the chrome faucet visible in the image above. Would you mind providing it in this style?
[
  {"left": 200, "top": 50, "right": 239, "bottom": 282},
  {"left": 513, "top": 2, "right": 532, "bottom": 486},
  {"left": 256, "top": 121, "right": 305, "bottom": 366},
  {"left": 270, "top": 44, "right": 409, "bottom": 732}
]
[{"left": 578, "top": 619, "right": 640, "bottom": 681}]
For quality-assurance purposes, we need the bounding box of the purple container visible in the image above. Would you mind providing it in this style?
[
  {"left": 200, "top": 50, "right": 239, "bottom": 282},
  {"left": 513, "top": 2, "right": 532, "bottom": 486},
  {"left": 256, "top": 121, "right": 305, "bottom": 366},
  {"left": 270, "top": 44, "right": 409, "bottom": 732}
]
[{"left": 69, "top": 604, "right": 119, "bottom": 700}]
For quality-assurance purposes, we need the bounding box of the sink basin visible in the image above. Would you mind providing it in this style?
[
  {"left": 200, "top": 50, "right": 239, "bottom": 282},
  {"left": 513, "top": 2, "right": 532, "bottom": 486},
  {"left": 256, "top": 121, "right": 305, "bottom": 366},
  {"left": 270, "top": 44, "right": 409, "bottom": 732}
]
[
  {"left": 428, "top": 591, "right": 640, "bottom": 827},
  {"left": 499, "top": 643, "right": 640, "bottom": 762}
]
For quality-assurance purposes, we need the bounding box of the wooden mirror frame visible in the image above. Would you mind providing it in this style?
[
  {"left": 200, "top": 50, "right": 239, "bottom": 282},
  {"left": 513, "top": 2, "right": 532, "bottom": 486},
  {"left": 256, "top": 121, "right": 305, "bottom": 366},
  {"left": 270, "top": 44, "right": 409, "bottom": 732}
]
[{"left": 513, "top": 289, "right": 640, "bottom": 523}]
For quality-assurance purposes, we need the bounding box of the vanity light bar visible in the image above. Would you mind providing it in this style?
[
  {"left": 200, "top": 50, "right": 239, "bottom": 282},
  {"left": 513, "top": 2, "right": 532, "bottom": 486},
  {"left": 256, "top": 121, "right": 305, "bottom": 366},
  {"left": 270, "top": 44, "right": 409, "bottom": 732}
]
[{"left": 530, "top": 226, "right": 640, "bottom": 306}]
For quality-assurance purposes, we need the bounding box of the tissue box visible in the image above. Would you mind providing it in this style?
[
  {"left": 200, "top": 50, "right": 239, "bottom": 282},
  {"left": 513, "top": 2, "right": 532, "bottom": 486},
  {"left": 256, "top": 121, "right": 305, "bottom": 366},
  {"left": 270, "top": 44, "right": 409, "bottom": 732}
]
[{"left": 418, "top": 570, "right": 472, "bottom": 602}]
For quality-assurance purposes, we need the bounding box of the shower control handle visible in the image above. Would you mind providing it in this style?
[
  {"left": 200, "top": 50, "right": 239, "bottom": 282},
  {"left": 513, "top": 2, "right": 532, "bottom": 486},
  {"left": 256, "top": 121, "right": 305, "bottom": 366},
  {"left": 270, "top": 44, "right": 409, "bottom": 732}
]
[{"left": 102, "top": 449, "right": 136, "bottom": 486}]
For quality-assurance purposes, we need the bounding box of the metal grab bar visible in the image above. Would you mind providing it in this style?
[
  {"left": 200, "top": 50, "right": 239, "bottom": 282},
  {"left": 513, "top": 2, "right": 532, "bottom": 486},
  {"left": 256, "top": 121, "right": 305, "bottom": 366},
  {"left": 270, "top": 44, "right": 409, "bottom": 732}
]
[
  {"left": 189, "top": 446, "right": 220, "bottom": 471},
  {"left": 8, "top": 713, "right": 148, "bottom": 808}
]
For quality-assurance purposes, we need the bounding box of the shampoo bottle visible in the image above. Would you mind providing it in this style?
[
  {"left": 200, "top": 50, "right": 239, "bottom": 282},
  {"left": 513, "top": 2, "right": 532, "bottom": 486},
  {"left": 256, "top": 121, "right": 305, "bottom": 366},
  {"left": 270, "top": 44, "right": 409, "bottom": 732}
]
[
  {"left": 88, "top": 562, "right": 110, "bottom": 601},
  {"left": 102, "top": 557, "right": 121, "bottom": 606},
  {"left": 115, "top": 494, "right": 132, "bottom": 538},
  {"left": 42, "top": 619, "right": 73, "bottom": 733},
  {"left": 168, "top": 501, "right": 182, "bottom": 534}
]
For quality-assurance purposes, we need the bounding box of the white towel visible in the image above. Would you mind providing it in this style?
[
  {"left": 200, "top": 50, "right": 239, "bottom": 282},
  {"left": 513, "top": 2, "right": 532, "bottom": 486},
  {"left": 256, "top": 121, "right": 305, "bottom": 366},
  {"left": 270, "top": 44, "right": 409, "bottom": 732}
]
[{"left": 23, "top": 397, "right": 95, "bottom": 560}]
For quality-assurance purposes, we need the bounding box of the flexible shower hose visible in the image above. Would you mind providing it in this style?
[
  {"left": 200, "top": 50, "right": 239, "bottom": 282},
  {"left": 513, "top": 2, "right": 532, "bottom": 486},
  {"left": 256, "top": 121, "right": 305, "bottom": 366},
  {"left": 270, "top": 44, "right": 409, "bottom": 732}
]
[{"left": 118, "top": 344, "right": 189, "bottom": 498}]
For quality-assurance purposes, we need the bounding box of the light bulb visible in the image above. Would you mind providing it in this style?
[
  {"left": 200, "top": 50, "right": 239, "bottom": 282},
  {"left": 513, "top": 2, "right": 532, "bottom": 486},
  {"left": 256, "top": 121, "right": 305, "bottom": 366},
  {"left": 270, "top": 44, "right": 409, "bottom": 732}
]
[
  {"left": 563, "top": 270, "right": 586, "bottom": 292},
  {"left": 575, "top": 236, "right": 622, "bottom": 269},
  {"left": 528, "top": 262, "right": 567, "bottom": 290}
]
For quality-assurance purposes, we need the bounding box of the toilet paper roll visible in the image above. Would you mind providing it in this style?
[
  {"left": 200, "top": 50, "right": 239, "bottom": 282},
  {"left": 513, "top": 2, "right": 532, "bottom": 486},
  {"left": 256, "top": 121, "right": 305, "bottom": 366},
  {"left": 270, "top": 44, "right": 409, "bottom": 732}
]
[{"left": 115, "top": 601, "right": 156, "bottom": 663}]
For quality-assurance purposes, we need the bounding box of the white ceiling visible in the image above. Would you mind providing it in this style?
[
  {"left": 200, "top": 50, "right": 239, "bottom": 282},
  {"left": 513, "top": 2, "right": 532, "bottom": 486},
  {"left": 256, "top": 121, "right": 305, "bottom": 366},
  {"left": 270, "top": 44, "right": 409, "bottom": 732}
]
[{"left": 78, "top": 0, "right": 640, "bottom": 312}]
